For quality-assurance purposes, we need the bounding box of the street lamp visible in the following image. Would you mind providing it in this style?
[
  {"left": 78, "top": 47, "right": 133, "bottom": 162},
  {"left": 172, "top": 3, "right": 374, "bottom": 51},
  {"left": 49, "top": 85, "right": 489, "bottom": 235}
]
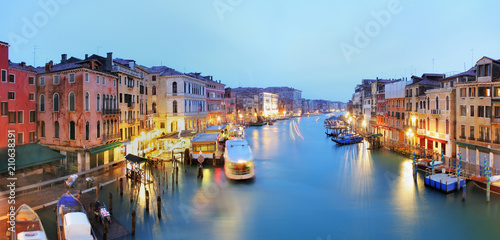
[
  {"left": 406, "top": 129, "right": 414, "bottom": 150},
  {"left": 362, "top": 120, "right": 367, "bottom": 134}
]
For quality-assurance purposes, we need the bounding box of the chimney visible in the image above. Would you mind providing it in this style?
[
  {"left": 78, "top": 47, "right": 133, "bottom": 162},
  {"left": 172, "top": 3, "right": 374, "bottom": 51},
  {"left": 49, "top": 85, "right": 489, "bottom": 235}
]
[
  {"left": 129, "top": 61, "right": 135, "bottom": 70},
  {"left": 85, "top": 54, "right": 88, "bottom": 59},
  {"left": 61, "top": 54, "right": 67, "bottom": 64},
  {"left": 20, "top": 62, "right": 26, "bottom": 67},
  {"left": 106, "top": 52, "right": 112, "bottom": 71},
  {"left": 45, "top": 61, "right": 53, "bottom": 72}
]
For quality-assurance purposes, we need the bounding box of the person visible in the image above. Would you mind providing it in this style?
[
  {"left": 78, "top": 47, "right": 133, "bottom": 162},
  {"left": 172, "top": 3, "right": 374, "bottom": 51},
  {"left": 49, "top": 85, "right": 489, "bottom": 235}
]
[{"left": 86, "top": 177, "right": 95, "bottom": 188}]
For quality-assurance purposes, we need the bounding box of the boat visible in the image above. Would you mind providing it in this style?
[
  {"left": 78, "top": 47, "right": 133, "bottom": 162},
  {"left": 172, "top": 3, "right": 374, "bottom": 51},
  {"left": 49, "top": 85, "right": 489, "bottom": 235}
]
[
  {"left": 11, "top": 204, "right": 48, "bottom": 240},
  {"left": 227, "top": 126, "right": 245, "bottom": 140},
  {"left": 249, "top": 122, "right": 265, "bottom": 126},
  {"left": 224, "top": 139, "right": 255, "bottom": 180},
  {"left": 331, "top": 133, "right": 363, "bottom": 145},
  {"left": 470, "top": 175, "right": 500, "bottom": 194},
  {"left": 65, "top": 174, "right": 78, "bottom": 188},
  {"left": 267, "top": 120, "right": 274, "bottom": 125},
  {"left": 57, "top": 192, "right": 96, "bottom": 240},
  {"left": 424, "top": 173, "right": 465, "bottom": 193},
  {"left": 416, "top": 158, "right": 443, "bottom": 171}
]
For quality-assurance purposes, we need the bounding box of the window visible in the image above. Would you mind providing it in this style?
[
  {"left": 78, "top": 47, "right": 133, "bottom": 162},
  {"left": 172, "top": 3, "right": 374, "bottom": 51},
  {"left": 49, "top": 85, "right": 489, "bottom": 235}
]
[
  {"left": 97, "top": 76, "right": 100, "bottom": 84},
  {"left": 120, "top": 93, "right": 122, "bottom": 103},
  {"left": 53, "top": 75, "right": 59, "bottom": 85},
  {"left": 28, "top": 77, "right": 34, "bottom": 85},
  {"left": 470, "top": 105, "right": 474, "bottom": 117},
  {"left": 470, "top": 126, "right": 475, "bottom": 140},
  {"left": 17, "top": 111, "right": 23, "bottom": 124},
  {"left": 479, "top": 126, "right": 490, "bottom": 142},
  {"left": 1, "top": 102, "right": 7, "bottom": 116},
  {"left": 29, "top": 93, "right": 35, "bottom": 101},
  {"left": 40, "top": 95, "right": 45, "bottom": 112},
  {"left": 496, "top": 128, "right": 500, "bottom": 144},
  {"left": 102, "top": 77, "right": 106, "bottom": 85},
  {"left": 9, "top": 74, "right": 15, "bottom": 83},
  {"left": 446, "top": 96, "right": 449, "bottom": 110},
  {"left": 68, "top": 92, "right": 75, "bottom": 111},
  {"left": 478, "top": 87, "right": 491, "bottom": 97},
  {"left": 17, "top": 133, "right": 23, "bottom": 144},
  {"left": 85, "top": 92, "right": 90, "bottom": 111},
  {"left": 478, "top": 106, "right": 484, "bottom": 118},
  {"left": 8, "top": 111, "right": 16, "bottom": 123},
  {"left": 160, "top": 122, "right": 165, "bottom": 129},
  {"left": 495, "top": 87, "right": 500, "bottom": 97},
  {"left": 446, "top": 120, "right": 449, "bottom": 134},
  {"left": 152, "top": 102, "right": 157, "bottom": 113},
  {"left": 41, "top": 121, "right": 45, "bottom": 137},
  {"left": 469, "top": 87, "right": 475, "bottom": 97},
  {"left": 152, "top": 75, "right": 156, "bottom": 81},
  {"left": 119, "top": 76, "right": 122, "bottom": 84},
  {"left": 173, "top": 100, "right": 177, "bottom": 113},
  {"left": 1, "top": 70, "right": 6, "bottom": 82},
  {"left": 85, "top": 73, "right": 89, "bottom": 82},
  {"left": 69, "top": 121, "right": 76, "bottom": 140},
  {"left": 97, "top": 121, "right": 100, "bottom": 138},
  {"left": 114, "top": 79, "right": 116, "bottom": 87},
  {"left": 460, "top": 125, "right": 465, "bottom": 138},
  {"left": 152, "top": 86, "right": 156, "bottom": 95},
  {"left": 435, "top": 118, "right": 438, "bottom": 132},
  {"left": 495, "top": 106, "right": 500, "bottom": 118},
  {"left": 97, "top": 94, "right": 100, "bottom": 111},
  {"left": 54, "top": 121, "right": 59, "bottom": 139},
  {"left": 53, "top": 93, "right": 59, "bottom": 112},
  {"left": 29, "top": 132, "right": 35, "bottom": 143},
  {"left": 29, "top": 111, "right": 35, "bottom": 123},
  {"left": 8, "top": 92, "right": 15, "bottom": 100},
  {"left": 486, "top": 106, "right": 492, "bottom": 118},
  {"left": 173, "top": 82, "right": 177, "bottom": 93},
  {"left": 478, "top": 64, "right": 492, "bottom": 77},
  {"left": 435, "top": 96, "right": 439, "bottom": 109},
  {"left": 40, "top": 76, "right": 45, "bottom": 86},
  {"left": 69, "top": 73, "right": 75, "bottom": 83},
  {"left": 85, "top": 121, "right": 90, "bottom": 141},
  {"left": 427, "top": 97, "right": 430, "bottom": 110}
]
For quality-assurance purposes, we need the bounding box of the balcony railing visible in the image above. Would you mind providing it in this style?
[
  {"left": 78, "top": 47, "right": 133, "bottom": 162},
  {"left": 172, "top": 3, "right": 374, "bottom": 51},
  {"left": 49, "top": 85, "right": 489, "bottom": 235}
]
[
  {"left": 112, "top": 65, "right": 140, "bottom": 78},
  {"left": 102, "top": 133, "right": 121, "bottom": 142},
  {"left": 127, "top": 102, "right": 135, "bottom": 108},
  {"left": 478, "top": 138, "right": 491, "bottom": 143},
  {"left": 102, "top": 109, "right": 119, "bottom": 115},
  {"left": 492, "top": 116, "right": 500, "bottom": 124},
  {"left": 459, "top": 135, "right": 466, "bottom": 140},
  {"left": 417, "top": 109, "right": 426, "bottom": 114},
  {"left": 417, "top": 129, "right": 426, "bottom": 135},
  {"left": 468, "top": 137, "right": 475, "bottom": 141},
  {"left": 430, "top": 109, "right": 441, "bottom": 115}
]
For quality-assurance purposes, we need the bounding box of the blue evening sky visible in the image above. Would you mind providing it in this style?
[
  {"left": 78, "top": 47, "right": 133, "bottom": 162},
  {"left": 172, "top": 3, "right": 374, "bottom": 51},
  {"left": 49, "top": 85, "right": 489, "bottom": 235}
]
[{"left": 1, "top": 0, "right": 499, "bottom": 102}]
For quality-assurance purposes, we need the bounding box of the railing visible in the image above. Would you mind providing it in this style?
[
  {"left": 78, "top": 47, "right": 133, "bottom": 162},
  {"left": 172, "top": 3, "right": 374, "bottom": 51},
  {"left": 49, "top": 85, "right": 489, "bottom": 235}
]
[
  {"left": 430, "top": 109, "right": 441, "bottom": 115},
  {"left": 102, "top": 133, "right": 121, "bottom": 142},
  {"left": 417, "top": 129, "right": 426, "bottom": 135},
  {"left": 477, "top": 138, "right": 490, "bottom": 143},
  {"left": 127, "top": 102, "right": 135, "bottom": 108},
  {"left": 112, "top": 65, "right": 140, "bottom": 78},
  {"left": 459, "top": 135, "right": 466, "bottom": 140},
  {"left": 102, "top": 109, "right": 119, "bottom": 115},
  {"left": 492, "top": 116, "right": 500, "bottom": 124},
  {"left": 127, "top": 118, "right": 136, "bottom": 124},
  {"left": 417, "top": 109, "right": 426, "bottom": 114},
  {"left": 127, "top": 84, "right": 134, "bottom": 89},
  {"left": 468, "top": 136, "right": 475, "bottom": 141}
]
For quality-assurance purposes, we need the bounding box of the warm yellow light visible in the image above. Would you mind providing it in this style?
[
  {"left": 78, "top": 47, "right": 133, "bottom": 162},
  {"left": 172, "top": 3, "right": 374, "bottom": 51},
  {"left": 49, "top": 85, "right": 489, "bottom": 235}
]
[
  {"left": 217, "top": 116, "right": 221, "bottom": 121},
  {"left": 239, "top": 114, "right": 242, "bottom": 118},
  {"left": 254, "top": 113, "right": 257, "bottom": 117},
  {"left": 362, "top": 120, "right": 366, "bottom": 127}
]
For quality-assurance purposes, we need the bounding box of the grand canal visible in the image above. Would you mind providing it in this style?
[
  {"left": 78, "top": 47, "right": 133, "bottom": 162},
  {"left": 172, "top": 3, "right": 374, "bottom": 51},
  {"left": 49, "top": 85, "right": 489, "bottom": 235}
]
[{"left": 38, "top": 113, "right": 500, "bottom": 239}]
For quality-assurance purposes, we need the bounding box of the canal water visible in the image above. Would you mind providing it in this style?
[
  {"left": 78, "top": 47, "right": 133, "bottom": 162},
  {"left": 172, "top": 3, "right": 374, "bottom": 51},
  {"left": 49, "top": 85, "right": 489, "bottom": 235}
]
[{"left": 38, "top": 113, "right": 500, "bottom": 239}]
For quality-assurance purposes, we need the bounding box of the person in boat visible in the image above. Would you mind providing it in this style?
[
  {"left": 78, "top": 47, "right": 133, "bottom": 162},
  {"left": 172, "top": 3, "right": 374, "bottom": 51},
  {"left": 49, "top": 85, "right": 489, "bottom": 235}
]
[{"left": 85, "top": 177, "right": 95, "bottom": 188}]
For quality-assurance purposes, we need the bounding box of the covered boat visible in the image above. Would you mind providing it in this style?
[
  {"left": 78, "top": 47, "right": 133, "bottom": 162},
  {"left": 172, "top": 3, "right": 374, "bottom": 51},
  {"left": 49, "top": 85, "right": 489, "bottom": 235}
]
[
  {"left": 331, "top": 133, "right": 363, "bottom": 145},
  {"left": 11, "top": 204, "right": 47, "bottom": 240},
  {"left": 224, "top": 139, "right": 255, "bottom": 180},
  {"left": 57, "top": 192, "right": 96, "bottom": 240},
  {"left": 470, "top": 175, "right": 500, "bottom": 194}
]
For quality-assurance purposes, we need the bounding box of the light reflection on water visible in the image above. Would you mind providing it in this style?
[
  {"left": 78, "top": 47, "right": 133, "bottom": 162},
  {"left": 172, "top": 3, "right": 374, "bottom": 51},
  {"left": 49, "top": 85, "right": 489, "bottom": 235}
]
[{"left": 35, "top": 114, "right": 500, "bottom": 240}]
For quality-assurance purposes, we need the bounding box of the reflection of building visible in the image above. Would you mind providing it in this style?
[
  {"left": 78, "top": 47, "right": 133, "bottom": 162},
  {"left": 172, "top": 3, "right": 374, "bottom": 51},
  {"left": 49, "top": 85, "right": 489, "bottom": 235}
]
[
  {"left": 0, "top": 41, "right": 38, "bottom": 147},
  {"left": 258, "top": 92, "right": 278, "bottom": 117},
  {"left": 36, "top": 54, "right": 120, "bottom": 172},
  {"left": 148, "top": 66, "right": 207, "bottom": 134}
]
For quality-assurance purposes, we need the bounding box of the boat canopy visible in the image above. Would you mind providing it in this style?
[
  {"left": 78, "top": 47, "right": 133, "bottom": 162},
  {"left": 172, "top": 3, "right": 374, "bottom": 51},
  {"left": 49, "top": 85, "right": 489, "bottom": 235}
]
[
  {"left": 192, "top": 133, "right": 219, "bottom": 143},
  {"left": 64, "top": 212, "right": 93, "bottom": 240},
  {"left": 225, "top": 139, "right": 253, "bottom": 163},
  {"left": 491, "top": 175, "right": 500, "bottom": 182},
  {"left": 17, "top": 231, "right": 47, "bottom": 240}
]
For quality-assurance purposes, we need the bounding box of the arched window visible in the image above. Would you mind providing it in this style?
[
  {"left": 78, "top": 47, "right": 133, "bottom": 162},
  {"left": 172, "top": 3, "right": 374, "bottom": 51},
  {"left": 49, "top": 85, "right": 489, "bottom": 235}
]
[
  {"left": 54, "top": 121, "right": 59, "bottom": 139},
  {"left": 173, "top": 100, "right": 177, "bottom": 113},
  {"left": 53, "top": 93, "right": 59, "bottom": 112},
  {"left": 85, "top": 121, "right": 90, "bottom": 140},
  {"left": 41, "top": 121, "right": 45, "bottom": 138},
  {"left": 97, "top": 121, "right": 101, "bottom": 138},
  {"left": 69, "top": 92, "right": 75, "bottom": 111},
  {"left": 152, "top": 102, "right": 157, "bottom": 113},
  {"left": 446, "top": 96, "right": 449, "bottom": 110},
  {"left": 97, "top": 94, "right": 100, "bottom": 111},
  {"left": 85, "top": 92, "right": 90, "bottom": 111},
  {"left": 40, "top": 94, "right": 45, "bottom": 112},
  {"left": 435, "top": 96, "right": 439, "bottom": 109},
  {"left": 173, "top": 82, "right": 177, "bottom": 93},
  {"left": 152, "top": 86, "right": 156, "bottom": 95},
  {"left": 69, "top": 121, "right": 76, "bottom": 140},
  {"left": 427, "top": 97, "right": 430, "bottom": 110}
]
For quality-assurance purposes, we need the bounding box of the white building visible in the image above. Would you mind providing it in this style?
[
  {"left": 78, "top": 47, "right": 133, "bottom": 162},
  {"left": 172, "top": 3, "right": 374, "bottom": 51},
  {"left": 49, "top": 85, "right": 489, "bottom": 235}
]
[{"left": 259, "top": 92, "right": 279, "bottom": 117}]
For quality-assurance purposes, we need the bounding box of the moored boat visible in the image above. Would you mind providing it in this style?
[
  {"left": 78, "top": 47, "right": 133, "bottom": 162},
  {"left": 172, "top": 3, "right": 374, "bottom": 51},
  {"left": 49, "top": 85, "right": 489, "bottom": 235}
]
[
  {"left": 249, "top": 122, "right": 265, "bottom": 126},
  {"left": 331, "top": 133, "right": 363, "bottom": 145},
  {"left": 470, "top": 175, "right": 500, "bottom": 194},
  {"left": 224, "top": 139, "right": 255, "bottom": 180},
  {"left": 416, "top": 158, "right": 443, "bottom": 171},
  {"left": 57, "top": 192, "right": 96, "bottom": 240},
  {"left": 11, "top": 204, "right": 48, "bottom": 240}
]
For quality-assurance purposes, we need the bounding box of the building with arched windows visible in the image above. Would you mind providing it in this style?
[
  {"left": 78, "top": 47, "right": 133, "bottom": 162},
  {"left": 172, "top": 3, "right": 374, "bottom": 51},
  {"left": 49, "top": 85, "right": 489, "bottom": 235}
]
[
  {"left": 147, "top": 66, "right": 207, "bottom": 135},
  {"left": 36, "top": 53, "right": 119, "bottom": 172}
]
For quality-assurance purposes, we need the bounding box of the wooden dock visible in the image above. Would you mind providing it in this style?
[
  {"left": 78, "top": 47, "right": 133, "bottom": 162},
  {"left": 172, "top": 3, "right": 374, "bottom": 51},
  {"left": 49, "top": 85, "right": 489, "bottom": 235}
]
[{"left": 79, "top": 194, "right": 130, "bottom": 240}]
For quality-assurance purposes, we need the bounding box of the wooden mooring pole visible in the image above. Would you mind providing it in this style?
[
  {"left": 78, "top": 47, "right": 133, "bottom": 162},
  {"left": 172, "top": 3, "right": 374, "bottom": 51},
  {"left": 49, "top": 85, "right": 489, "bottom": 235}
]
[
  {"left": 103, "top": 218, "right": 109, "bottom": 240},
  {"left": 108, "top": 193, "right": 113, "bottom": 215},
  {"left": 120, "top": 177, "right": 123, "bottom": 196},
  {"left": 157, "top": 195, "right": 162, "bottom": 219},
  {"left": 131, "top": 210, "right": 136, "bottom": 235}
]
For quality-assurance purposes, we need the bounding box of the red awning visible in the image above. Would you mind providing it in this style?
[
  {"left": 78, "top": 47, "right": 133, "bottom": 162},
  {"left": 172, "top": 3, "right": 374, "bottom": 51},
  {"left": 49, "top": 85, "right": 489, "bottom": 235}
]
[
  {"left": 425, "top": 136, "right": 447, "bottom": 144},
  {"left": 417, "top": 135, "right": 425, "bottom": 139}
]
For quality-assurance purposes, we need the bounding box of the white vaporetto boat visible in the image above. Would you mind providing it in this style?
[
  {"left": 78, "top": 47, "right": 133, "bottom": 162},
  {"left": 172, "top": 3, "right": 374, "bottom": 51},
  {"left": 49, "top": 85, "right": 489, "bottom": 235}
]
[{"left": 224, "top": 139, "right": 255, "bottom": 180}]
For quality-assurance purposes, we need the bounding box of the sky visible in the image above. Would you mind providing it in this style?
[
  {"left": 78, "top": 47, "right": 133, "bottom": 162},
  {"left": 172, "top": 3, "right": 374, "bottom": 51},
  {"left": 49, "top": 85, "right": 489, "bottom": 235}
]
[{"left": 2, "top": 0, "right": 500, "bottom": 102}]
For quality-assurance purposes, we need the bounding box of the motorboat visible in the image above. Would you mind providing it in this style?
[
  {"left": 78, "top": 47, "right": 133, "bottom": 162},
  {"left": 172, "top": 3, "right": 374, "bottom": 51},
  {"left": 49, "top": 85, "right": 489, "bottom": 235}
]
[
  {"left": 57, "top": 192, "right": 96, "bottom": 240},
  {"left": 470, "top": 175, "right": 500, "bottom": 194},
  {"left": 11, "top": 204, "right": 48, "bottom": 240},
  {"left": 416, "top": 158, "right": 443, "bottom": 171},
  {"left": 224, "top": 139, "right": 255, "bottom": 180}
]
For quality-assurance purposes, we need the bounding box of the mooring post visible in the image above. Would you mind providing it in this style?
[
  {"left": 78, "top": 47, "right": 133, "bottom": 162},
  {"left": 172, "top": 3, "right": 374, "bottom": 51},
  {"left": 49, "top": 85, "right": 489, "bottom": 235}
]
[
  {"left": 131, "top": 210, "right": 136, "bottom": 235},
  {"left": 462, "top": 183, "right": 466, "bottom": 201},
  {"left": 157, "top": 195, "right": 162, "bottom": 219},
  {"left": 103, "top": 218, "right": 109, "bottom": 240},
  {"left": 146, "top": 189, "right": 150, "bottom": 212},
  {"left": 130, "top": 184, "right": 133, "bottom": 202},
  {"left": 96, "top": 184, "right": 99, "bottom": 201},
  {"left": 108, "top": 193, "right": 113, "bottom": 215},
  {"left": 120, "top": 177, "right": 123, "bottom": 196},
  {"left": 213, "top": 152, "right": 216, "bottom": 166}
]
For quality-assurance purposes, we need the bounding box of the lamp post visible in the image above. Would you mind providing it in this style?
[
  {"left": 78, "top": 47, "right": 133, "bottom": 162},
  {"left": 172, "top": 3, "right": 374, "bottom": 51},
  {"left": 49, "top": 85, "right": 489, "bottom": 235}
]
[
  {"left": 362, "top": 120, "right": 367, "bottom": 135},
  {"left": 406, "top": 129, "right": 414, "bottom": 151}
]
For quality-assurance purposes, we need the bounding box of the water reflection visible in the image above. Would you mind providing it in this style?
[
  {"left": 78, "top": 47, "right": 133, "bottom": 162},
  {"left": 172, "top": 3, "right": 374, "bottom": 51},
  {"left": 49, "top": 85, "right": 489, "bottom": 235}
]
[{"left": 338, "top": 142, "right": 374, "bottom": 203}]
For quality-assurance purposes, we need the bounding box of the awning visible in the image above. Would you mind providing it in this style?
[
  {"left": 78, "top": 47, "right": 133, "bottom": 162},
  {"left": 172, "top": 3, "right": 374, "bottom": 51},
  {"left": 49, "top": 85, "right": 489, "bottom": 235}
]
[
  {"left": 88, "top": 142, "right": 121, "bottom": 155},
  {"left": 0, "top": 144, "right": 65, "bottom": 173},
  {"left": 456, "top": 141, "right": 500, "bottom": 154},
  {"left": 369, "top": 133, "right": 383, "bottom": 138},
  {"left": 125, "top": 154, "right": 147, "bottom": 164},
  {"left": 424, "top": 136, "right": 447, "bottom": 144}
]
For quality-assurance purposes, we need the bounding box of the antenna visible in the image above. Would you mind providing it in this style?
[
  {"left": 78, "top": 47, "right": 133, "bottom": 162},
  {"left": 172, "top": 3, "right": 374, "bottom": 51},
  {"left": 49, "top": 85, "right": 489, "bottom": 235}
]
[{"left": 33, "top": 45, "right": 40, "bottom": 66}]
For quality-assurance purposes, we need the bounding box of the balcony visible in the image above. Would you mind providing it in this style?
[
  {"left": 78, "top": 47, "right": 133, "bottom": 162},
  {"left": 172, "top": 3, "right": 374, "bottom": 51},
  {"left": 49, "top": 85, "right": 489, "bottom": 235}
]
[
  {"left": 417, "top": 129, "right": 426, "bottom": 135},
  {"left": 127, "top": 84, "right": 134, "bottom": 89},
  {"left": 127, "top": 102, "right": 135, "bottom": 108},
  {"left": 417, "top": 109, "right": 426, "bottom": 114},
  {"left": 112, "top": 65, "right": 140, "bottom": 78},
  {"left": 468, "top": 137, "right": 475, "bottom": 141},
  {"left": 478, "top": 138, "right": 491, "bottom": 143},
  {"left": 492, "top": 116, "right": 500, "bottom": 124},
  {"left": 430, "top": 109, "right": 441, "bottom": 115},
  {"left": 127, "top": 118, "right": 136, "bottom": 124},
  {"left": 102, "top": 133, "right": 121, "bottom": 142},
  {"left": 102, "top": 109, "right": 119, "bottom": 115}
]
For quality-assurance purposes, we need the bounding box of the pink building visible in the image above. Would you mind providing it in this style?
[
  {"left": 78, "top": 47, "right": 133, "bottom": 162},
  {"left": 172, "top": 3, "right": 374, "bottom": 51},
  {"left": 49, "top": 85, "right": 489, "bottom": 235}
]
[
  {"left": 0, "top": 41, "right": 37, "bottom": 147},
  {"left": 37, "top": 54, "right": 120, "bottom": 172}
]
